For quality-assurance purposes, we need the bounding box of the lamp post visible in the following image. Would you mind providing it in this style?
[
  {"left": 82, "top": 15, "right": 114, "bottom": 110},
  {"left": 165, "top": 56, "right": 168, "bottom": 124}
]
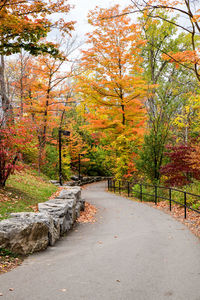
[
  {"left": 78, "top": 153, "right": 84, "bottom": 181},
  {"left": 59, "top": 129, "right": 70, "bottom": 186}
]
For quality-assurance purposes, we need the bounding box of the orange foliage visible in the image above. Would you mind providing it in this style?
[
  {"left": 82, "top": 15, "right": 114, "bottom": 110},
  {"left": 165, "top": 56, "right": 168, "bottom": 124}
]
[
  {"left": 19, "top": 55, "right": 74, "bottom": 169},
  {"left": 0, "top": 0, "right": 75, "bottom": 56},
  {"left": 77, "top": 5, "right": 149, "bottom": 178}
]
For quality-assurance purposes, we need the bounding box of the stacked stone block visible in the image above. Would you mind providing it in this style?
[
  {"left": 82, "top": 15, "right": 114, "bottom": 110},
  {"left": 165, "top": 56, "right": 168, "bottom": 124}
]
[{"left": 0, "top": 186, "right": 85, "bottom": 255}]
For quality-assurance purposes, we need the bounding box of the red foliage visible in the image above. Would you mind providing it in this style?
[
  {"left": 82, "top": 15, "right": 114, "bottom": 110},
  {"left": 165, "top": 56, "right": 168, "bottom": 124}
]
[
  {"left": 0, "top": 120, "right": 34, "bottom": 186},
  {"left": 161, "top": 144, "right": 200, "bottom": 186}
]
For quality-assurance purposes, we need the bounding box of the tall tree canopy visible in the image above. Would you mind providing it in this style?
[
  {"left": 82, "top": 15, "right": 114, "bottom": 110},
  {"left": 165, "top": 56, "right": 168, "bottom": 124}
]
[
  {"left": 78, "top": 5, "right": 148, "bottom": 178},
  {"left": 136, "top": 9, "right": 198, "bottom": 183},
  {"left": 131, "top": 0, "right": 200, "bottom": 81},
  {"left": 0, "top": 0, "right": 75, "bottom": 56}
]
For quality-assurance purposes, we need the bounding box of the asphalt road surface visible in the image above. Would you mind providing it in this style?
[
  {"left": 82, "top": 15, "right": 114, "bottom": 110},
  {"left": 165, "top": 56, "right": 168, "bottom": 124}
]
[{"left": 0, "top": 181, "right": 200, "bottom": 300}]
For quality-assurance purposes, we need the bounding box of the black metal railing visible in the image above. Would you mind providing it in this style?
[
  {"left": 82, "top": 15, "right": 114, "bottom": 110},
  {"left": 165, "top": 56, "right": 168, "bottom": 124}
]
[{"left": 108, "top": 179, "right": 200, "bottom": 219}]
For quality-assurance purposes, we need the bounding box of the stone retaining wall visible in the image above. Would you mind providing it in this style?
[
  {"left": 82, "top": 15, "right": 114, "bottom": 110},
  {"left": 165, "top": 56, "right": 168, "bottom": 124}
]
[
  {"left": 50, "top": 176, "right": 110, "bottom": 187},
  {"left": 0, "top": 186, "right": 85, "bottom": 255}
]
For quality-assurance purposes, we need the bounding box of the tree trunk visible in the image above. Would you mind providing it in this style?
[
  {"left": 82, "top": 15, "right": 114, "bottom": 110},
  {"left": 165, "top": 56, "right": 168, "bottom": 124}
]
[
  {"left": 0, "top": 55, "right": 13, "bottom": 125},
  {"left": 38, "top": 139, "right": 44, "bottom": 174},
  {"left": 20, "top": 52, "right": 24, "bottom": 117},
  {"left": 121, "top": 104, "right": 125, "bottom": 125}
]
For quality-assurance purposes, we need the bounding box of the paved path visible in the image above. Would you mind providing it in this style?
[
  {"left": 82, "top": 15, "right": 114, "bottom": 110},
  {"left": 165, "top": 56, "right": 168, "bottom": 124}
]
[{"left": 0, "top": 182, "right": 200, "bottom": 300}]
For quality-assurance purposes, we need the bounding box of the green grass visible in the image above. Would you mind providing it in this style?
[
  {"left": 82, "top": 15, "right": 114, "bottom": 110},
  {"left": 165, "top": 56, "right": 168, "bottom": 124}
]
[{"left": 0, "top": 167, "right": 57, "bottom": 220}]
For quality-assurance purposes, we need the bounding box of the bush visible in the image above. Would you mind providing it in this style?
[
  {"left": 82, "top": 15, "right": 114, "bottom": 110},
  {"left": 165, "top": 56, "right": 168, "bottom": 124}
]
[
  {"left": 84, "top": 147, "right": 113, "bottom": 177},
  {"left": 41, "top": 144, "right": 58, "bottom": 179},
  {"left": 22, "top": 140, "right": 38, "bottom": 166},
  {"left": 61, "top": 147, "right": 71, "bottom": 180},
  {"left": 132, "top": 183, "right": 156, "bottom": 202},
  {"left": 132, "top": 183, "right": 170, "bottom": 202}
]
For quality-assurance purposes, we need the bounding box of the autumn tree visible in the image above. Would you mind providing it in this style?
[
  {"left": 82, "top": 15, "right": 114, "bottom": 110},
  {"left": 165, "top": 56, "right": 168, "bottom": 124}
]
[
  {"left": 78, "top": 5, "right": 148, "bottom": 179},
  {"left": 0, "top": 52, "right": 32, "bottom": 121},
  {"left": 22, "top": 53, "right": 74, "bottom": 172},
  {"left": 0, "top": 0, "right": 74, "bottom": 56},
  {"left": 160, "top": 144, "right": 200, "bottom": 186},
  {"left": 0, "top": 0, "right": 75, "bottom": 125},
  {"left": 136, "top": 10, "right": 198, "bottom": 183},
  {"left": 130, "top": 0, "right": 200, "bottom": 82},
  {"left": 0, "top": 118, "right": 35, "bottom": 186},
  {"left": 63, "top": 102, "right": 112, "bottom": 177},
  {"left": 0, "top": 35, "right": 83, "bottom": 181}
]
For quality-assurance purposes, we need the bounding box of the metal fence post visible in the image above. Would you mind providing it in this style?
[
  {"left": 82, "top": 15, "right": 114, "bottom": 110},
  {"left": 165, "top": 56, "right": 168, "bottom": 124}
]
[
  {"left": 155, "top": 185, "right": 157, "bottom": 205},
  {"left": 184, "top": 192, "right": 187, "bottom": 219},
  {"left": 128, "top": 182, "right": 130, "bottom": 197},
  {"left": 113, "top": 180, "right": 116, "bottom": 193},
  {"left": 119, "top": 181, "right": 121, "bottom": 194},
  {"left": 108, "top": 179, "right": 110, "bottom": 191},
  {"left": 59, "top": 130, "right": 62, "bottom": 186},
  {"left": 140, "top": 184, "right": 142, "bottom": 201},
  {"left": 169, "top": 188, "right": 172, "bottom": 211}
]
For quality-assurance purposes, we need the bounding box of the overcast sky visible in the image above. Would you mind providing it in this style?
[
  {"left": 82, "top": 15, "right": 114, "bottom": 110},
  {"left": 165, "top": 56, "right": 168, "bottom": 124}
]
[{"left": 68, "top": 0, "right": 132, "bottom": 36}]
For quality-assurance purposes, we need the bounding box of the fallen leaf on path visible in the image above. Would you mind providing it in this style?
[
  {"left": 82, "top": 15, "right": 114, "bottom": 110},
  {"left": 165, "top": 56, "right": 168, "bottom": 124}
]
[
  {"left": 77, "top": 202, "right": 97, "bottom": 223},
  {"left": 0, "top": 255, "right": 23, "bottom": 274}
]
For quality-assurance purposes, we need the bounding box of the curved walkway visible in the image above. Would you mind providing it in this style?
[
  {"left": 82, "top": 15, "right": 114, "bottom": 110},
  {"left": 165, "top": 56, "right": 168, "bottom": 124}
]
[{"left": 0, "top": 182, "right": 200, "bottom": 300}]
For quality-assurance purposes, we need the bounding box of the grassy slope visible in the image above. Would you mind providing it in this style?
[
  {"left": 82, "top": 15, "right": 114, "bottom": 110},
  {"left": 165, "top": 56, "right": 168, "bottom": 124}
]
[{"left": 0, "top": 167, "right": 57, "bottom": 220}]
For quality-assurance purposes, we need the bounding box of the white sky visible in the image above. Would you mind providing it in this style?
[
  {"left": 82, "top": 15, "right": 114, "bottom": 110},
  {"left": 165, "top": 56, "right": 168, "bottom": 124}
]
[{"left": 68, "top": 0, "right": 132, "bottom": 36}]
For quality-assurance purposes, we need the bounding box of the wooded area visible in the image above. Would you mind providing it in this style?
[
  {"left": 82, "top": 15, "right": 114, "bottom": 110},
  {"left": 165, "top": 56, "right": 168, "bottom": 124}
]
[{"left": 0, "top": 0, "right": 200, "bottom": 213}]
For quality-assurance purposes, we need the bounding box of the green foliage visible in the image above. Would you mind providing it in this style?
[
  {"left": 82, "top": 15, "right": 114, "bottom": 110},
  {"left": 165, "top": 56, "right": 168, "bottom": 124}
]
[
  {"left": 132, "top": 183, "right": 155, "bottom": 202},
  {"left": 114, "top": 155, "right": 129, "bottom": 180},
  {"left": 22, "top": 140, "right": 38, "bottom": 166},
  {"left": 41, "top": 144, "right": 58, "bottom": 179},
  {"left": 84, "top": 147, "right": 113, "bottom": 176},
  {"left": 181, "top": 181, "right": 200, "bottom": 209},
  {"left": 62, "top": 147, "right": 71, "bottom": 180},
  {"left": 184, "top": 180, "right": 200, "bottom": 195},
  {"left": 137, "top": 9, "right": 196, "bottom": 184},
  {"left": 192, "top": 202, "right": 200, "bottom": 210},
  {"left": 0, "top": 248, "right": 19, "bottom": 258},
  {"left": 166, "top": 188, "right": 200, "bottom": 209},
  {"left": 136, "top": 128, "right": 168, "bottom": 183},
  {"left": 131, "top": 183, "right": 141, "bottom": 198},
  {"left": 40, "top": 144, "right": 71, "bottom": 181}
]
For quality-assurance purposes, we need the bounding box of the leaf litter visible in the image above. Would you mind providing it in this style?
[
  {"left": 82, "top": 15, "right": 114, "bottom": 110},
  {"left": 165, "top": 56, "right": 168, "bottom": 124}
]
[
  {"left": 0, "top": 253, "right": 23, "bottom": 275},
  {"left": 77, "top": 202, "right": 97, "bottom": 223}
]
